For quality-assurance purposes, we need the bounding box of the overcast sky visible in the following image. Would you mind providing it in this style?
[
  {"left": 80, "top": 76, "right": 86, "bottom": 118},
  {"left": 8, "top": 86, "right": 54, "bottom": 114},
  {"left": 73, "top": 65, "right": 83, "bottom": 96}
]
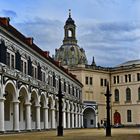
[{"left": 0, "top": 0, "right": 140, "bottom": 67}]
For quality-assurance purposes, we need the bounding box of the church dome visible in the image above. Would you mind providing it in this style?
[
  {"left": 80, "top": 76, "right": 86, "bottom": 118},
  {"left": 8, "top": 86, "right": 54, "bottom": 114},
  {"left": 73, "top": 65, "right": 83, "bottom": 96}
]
[
  {"left": 55, "top": 10, "right": 87, "bottom": 67},
  {"left": 55, "top": 44, "right": 87, "bottom": 66}
]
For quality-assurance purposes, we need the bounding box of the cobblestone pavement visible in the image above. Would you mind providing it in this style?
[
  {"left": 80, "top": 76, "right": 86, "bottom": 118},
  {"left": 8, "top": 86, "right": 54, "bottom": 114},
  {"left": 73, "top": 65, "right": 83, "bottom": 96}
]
[{"left": 0, "top": 128, "right": 140, "bottom": 140}]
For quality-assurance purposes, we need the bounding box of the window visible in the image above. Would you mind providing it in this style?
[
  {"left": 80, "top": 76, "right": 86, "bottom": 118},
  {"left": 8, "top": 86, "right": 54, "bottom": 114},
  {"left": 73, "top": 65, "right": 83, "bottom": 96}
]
[
  {"left": 32, "top": 65, "right": 37, "bottom": 79},
  {"left": 21, "top": 59, "right": 27, "bottom": 74},
  {"left": 117, "top": 76, "right": 119, "bottom": 83},
  {"left": 6, "top": 51, "right": 15, "bottom": 68},
  {"left": 68, "top": 84, "right": 71, "bottom": 94},
  {"left": 42, "top": 71, "right": 46, "bottom": 82},
  {"left": 128, "top": 74, "right": 131, "bottom": 82},
  {"left": 100, "top": 78, "right": 103, "bottom": 86},
  {"left": 114, "top": 89, "right": 119, "bottom": 102},
  {"left": 113, "top": 76, "right": 116, "bottom": 84},
  {"left": 126, "top": 88, "right": 131, "bottom": 101},
  {"left": 127, "top": 110, "right": 132, "bottom": 122},
  {"left": 125, "top": 75, "right": 128, "bottom": 83},
  {"left": 138, "top": 87, "right": 140, "bottom": 101},
  {"left": 85, "top": 77, "right": 88, "bottom": 85},
  {"left": 72, "top": 86, "right": 75, "bottom": 96},
  {"left": 90, "top": 77, "right": 93, "bottom": 85},
  {"left": 6, "top": 52, "right": 10, "bottom": 67},
  {"left": 53, "top": 73, "right": 56, "bottom": 87},
  {"left": 104, "top": 79, "right": 107, "bottom": 86},
  {"left": 64, "top": 81, "right": 66, "bottom": 92},
  {"left": 137, "top": 73, "right": 140, "bottom": 81},
  {"left": 11, "top": 54, "right": 15, "bottom": 68},
  {"left": 90, "top": 119, "right": 94, "bottom": 125},
  {"left": 68, "top": 29, "right": 72, "bottom": 37}
]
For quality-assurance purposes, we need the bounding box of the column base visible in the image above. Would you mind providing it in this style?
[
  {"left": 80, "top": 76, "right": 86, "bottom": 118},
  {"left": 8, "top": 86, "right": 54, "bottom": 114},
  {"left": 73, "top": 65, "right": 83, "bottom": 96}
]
[
  {"left": 36, "top": 129, "right": 41, "bottom": 131},
  {"left": 14, "top": 130, "right": 20, "bottom": 133},
  {"left": 26, "top": 129, "right": 32, "bottom": 132},
  {"left": 0, "top": 131, "right": 5, "bottom": 134}
]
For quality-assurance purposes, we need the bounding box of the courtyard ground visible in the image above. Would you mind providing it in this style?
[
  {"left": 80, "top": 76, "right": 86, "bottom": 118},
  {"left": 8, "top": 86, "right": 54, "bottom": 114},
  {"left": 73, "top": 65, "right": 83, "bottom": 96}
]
[{"left": 0, "top": 128, "right": 140, "bottom": 140}]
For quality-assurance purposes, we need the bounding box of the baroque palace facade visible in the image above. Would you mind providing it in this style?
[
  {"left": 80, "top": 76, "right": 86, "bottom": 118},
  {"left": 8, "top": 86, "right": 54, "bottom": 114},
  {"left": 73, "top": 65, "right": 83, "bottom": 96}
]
[
  {"left": 55, "top": 11, "right": 140, "bottom": 128},
  {"left": 0, "top": 17, "right": 83, "bottom": 132}
]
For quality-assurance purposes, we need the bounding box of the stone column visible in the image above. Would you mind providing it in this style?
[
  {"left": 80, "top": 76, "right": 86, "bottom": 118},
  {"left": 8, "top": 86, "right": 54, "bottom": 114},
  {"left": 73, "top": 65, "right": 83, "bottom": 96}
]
[
  {"left": 78, "top": 114, "right": 81, "bottom": 128},
  {"left": 0, "top": 97, "right": 5, "bottom": 132},
  {"left": 25, "top": 102, "right": 31, "bottom": 131},
  {"left": 81, "top": 114, "right": 84, "bottom": 128},
  {"left": 36, "top": 105, "right": 41, "bottom": 130},
  {"left": 67, "top": 112, "right": 71, "bottom": 128},
  {"left": 72, "top": 112, "right": 74, "bottom": 128},
  {"left": 75, "top": 113, "right": 78, "bottom": 128},
  {"left": 13, "top": 100, "right": 20, "bottom": 131},
  {"left": 44, "top": 106, "right": 49, "bottom": 129},
  {"left": 51, "top": 108, "right": 56, "bottom": 129},
  {"left": 95, "top": 113, "right": 98, "bottom": 128},
  {"left": 63, "top": 111, "right": 66, "bottom": 128}
]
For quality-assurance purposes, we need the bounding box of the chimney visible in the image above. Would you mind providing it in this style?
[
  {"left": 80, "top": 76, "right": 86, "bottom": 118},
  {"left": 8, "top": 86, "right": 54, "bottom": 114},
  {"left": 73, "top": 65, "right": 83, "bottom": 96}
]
[
  {"left": 44, "top": 51, "right": 50, "bottom": 58},
  {"left": 26, "top": 37, "right": 33, "bottom": 45},
  {"left": 0, "top": 17, "right": 10, "bottom": 26}
]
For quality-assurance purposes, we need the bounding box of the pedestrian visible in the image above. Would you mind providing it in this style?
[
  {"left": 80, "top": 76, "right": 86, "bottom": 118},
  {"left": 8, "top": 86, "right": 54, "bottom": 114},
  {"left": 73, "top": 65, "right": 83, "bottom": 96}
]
[
  {"left": 97, "top": 122, "right": 100, "bottom": 129},
  {"left": 103, "top": 121, "right": 106, "bottom": 129}
]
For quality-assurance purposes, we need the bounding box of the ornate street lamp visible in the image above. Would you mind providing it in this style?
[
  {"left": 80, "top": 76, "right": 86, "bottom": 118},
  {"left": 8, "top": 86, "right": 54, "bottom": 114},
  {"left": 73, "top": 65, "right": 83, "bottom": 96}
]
[
  {"left": 104, "top": 81, "right": 112, "bottom": 137},
  {"left": 57, "top": 78, "right": 64, "bottom": 136}
]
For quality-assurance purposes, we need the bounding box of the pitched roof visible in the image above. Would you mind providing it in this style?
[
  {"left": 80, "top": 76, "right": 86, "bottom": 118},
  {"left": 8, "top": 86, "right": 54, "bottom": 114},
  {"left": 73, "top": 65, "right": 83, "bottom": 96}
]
[{"left": 0, "top": 17, "right": 83, "bottom": 87}]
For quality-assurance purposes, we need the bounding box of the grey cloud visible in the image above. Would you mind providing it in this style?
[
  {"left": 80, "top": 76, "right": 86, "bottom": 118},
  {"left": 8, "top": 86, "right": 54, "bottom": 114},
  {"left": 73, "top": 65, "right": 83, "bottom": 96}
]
[
  {"left": 13, "top": 17, "right": 140, "bottom": 67},
  {"left": 78, "top": 21, "right": 140, "bottom": 66},
  {"left": 0, "top": 9, "right": 17, "bottom": 18},
  {"left": 15, "top": 17, "right": 63, "bottom": 55}
]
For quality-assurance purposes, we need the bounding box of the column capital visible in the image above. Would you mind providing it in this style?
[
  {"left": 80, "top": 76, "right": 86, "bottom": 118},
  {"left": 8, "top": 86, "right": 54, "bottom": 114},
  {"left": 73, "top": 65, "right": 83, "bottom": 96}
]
[
  {"left": 51, "top": 107, "right": 56, "bottom": 110},
  {"left": 43, "top": 106, "right": 49, "bottom": 109},
  {"left": 25, "top": 102, "right": 31, "bottom": 106},
  {"left": 0, "top": 97, "right": 5, "bottom": 101},
  {"left": 12, "top": 100, "right": 20, "bottom": 103},
  {"left": 35, "top": 105, "right": 41, "bottom": 108}
]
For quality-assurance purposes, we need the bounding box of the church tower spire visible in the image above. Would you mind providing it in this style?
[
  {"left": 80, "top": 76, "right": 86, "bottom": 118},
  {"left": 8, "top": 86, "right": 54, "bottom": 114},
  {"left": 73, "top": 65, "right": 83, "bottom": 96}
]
[
  {"left": 69, "top": 9, "right": 71, "bottom": 18},
  {"left": 55, "top": 10, "right": 88, "bottom": 67},
  {"left": 63, "top": 9, "right": 77, "bottom": 45}
]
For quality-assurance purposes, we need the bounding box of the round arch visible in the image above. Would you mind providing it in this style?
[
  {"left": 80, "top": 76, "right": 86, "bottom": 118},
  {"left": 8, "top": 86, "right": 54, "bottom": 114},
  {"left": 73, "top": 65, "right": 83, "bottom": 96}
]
[
  {"left": 83, "top": 106, "right": 96, "bottom": 128},
  {"left": 19, "top": 85, "right": 29, "bottom": 103},
  {"left": 4, "top": 80, "right": 17, "bottom": 100},
  {"left": 4, "top": 80, "right": 17, "bottom": 131},
  {"left": 18, "top": 85, "right": 29, "bottom": 130}
]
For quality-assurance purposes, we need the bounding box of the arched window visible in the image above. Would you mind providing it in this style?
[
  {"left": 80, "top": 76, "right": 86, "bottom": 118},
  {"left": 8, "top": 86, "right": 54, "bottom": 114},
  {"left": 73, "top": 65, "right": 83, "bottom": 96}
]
[
  {"left": 126, "top": 88, "right": 131, "bottom": 101},
  {"left": 114, "top": 89, "right": 119, "bottom": 102},
  {"left": 138, "top": 87, "right": 140, "bottom": 101},
  {"left": 68, "top": 29, "right": 72, "bottom": 37}
]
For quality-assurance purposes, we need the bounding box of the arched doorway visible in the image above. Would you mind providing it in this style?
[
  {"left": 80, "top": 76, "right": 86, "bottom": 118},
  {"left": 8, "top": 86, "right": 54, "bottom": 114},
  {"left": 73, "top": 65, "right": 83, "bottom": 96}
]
[
  {"left": 40, "top": 94, "right": 46, "bottom": 129},
  {"left": 48, "top": 96, "right": 53, "bottom": 129},
  {"left": 31, "top": 90, "right": 38, "bottom": 130},
  {"left": 114, "top": 111, "right": 121, "bottom": 125},
  {"left": 83, "top": 107, "right": 96, "bottom": 128},
  {"left": 19, "top": 86, "right": 28, "bottom": 130},
  {"left": 4, "top": 81, "right": 16, "bottom": 131}
]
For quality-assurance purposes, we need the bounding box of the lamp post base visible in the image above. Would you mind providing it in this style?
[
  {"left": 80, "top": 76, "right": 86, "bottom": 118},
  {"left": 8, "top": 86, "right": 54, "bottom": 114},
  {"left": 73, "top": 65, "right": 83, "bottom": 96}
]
[
  {"left": 106, "top": 127, "right": 111, "bottom": 137},
  {"left": 57, "top": 126, "right": 63, "bottom": 136}
]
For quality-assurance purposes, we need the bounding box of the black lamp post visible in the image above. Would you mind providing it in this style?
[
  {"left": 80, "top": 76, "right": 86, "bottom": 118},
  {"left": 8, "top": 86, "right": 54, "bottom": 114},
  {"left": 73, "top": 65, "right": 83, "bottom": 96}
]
[
  {"left": 57, "top": 78, "right": 64, "bottom": 136},
  {"left": 104, "top": 82, "right": 112, "bottom": 137}
]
